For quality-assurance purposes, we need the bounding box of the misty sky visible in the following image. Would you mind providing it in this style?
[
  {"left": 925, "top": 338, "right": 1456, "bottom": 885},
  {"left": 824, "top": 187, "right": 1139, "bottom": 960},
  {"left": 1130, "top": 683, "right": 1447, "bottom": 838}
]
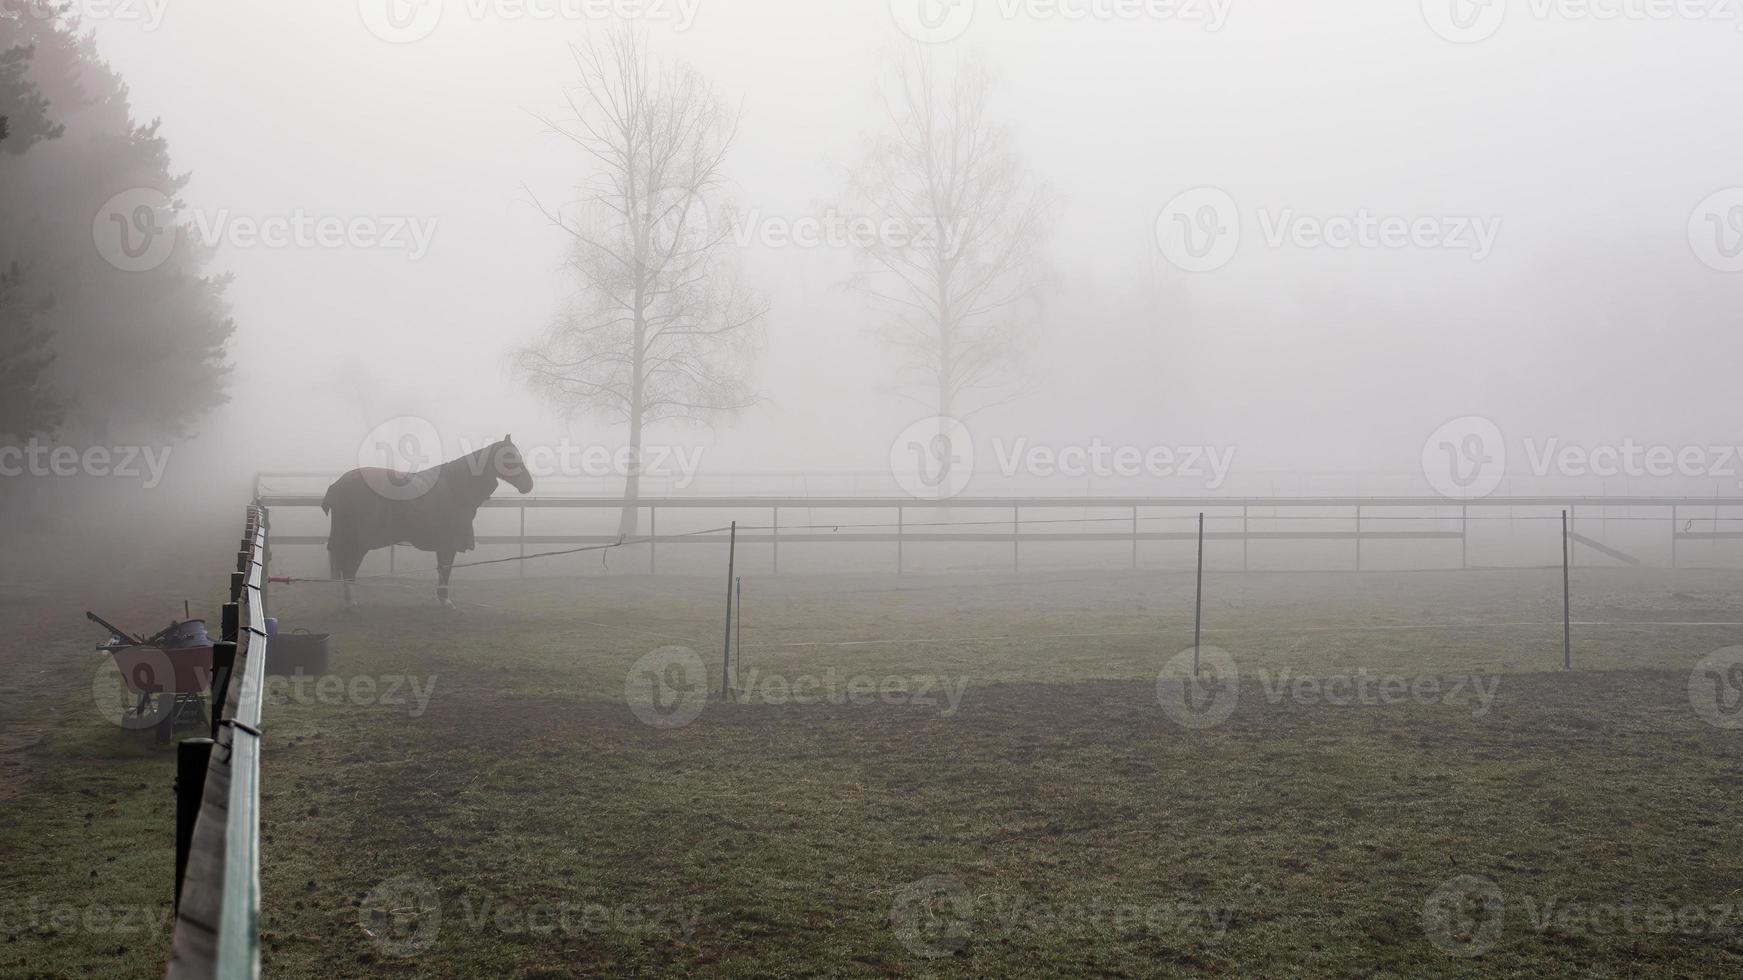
[{"left": 81, "top": 0, "right": 1743, "bottom": 492}]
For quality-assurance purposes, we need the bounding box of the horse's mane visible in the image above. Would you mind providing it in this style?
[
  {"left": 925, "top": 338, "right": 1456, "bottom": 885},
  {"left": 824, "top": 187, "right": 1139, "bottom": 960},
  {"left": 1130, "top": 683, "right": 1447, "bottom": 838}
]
[{"left": 430, "top": 440, "right": 508, "bottom": 507}]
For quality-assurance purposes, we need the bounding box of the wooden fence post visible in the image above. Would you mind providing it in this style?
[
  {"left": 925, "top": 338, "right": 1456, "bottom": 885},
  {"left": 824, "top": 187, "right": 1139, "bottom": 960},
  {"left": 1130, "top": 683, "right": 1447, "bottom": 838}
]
[{"left": 174, "top": 738, "right": 213, "bottom": 911}]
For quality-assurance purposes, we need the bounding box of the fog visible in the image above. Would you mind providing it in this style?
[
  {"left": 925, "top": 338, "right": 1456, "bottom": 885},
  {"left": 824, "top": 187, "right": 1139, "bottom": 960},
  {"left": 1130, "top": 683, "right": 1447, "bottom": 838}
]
[
  {"left": 12, "top": 1, "right": 1743, "bottom": 528},
  {"left": 15, "top": 10, "right": 1743, "bottom": 975}
]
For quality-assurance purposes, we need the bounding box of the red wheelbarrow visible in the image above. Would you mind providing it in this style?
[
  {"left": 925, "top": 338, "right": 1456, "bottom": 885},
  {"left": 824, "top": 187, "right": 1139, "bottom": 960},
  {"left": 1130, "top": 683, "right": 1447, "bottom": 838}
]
[{"left": 91, "top": 611, "right": 215, "bottom": 742}]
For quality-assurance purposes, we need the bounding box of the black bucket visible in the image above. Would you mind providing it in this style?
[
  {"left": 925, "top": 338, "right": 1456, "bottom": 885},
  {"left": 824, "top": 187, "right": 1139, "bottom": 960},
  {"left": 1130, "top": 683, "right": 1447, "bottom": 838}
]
[{"left": 268, "top": 630, "right": 331, "bottom": 677}]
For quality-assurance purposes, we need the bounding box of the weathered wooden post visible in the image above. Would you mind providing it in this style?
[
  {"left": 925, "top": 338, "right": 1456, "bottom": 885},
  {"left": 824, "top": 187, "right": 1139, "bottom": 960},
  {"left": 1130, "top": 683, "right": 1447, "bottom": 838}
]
[
  {"left": 173, "top": 737, "right": 213, "bottom": 911},
  {"left": 210, "top": 640, "right": 237, "bottom": 741}
]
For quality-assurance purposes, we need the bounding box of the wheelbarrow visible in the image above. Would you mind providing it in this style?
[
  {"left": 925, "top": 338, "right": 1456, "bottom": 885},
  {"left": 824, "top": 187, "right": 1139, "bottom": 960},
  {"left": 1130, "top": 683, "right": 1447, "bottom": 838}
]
[{"left": 91, "top": 611, "right": 215, "bottom": 743}]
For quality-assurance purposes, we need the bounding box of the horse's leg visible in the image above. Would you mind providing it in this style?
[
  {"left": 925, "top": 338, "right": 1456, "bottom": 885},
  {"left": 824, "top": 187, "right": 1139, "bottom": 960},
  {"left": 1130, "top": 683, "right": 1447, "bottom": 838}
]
[
  {"left": 330, "top": 548, "right": 351, "bottom": 608},
  {"left": 436, "top": 549, "right": 456, "bottom": 610},
  {"left": 338, "top": 548, "right": 365, "bottom": 609}
]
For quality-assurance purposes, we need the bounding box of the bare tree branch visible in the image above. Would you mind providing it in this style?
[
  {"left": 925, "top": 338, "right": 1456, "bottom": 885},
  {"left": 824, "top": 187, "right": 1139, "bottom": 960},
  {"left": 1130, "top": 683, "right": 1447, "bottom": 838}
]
[
  {"left": 514, "top": 28, "right": 765, "bottom": 534},
  {"left": 841, "top": 45, "right": 1055, "bottom": 421}
]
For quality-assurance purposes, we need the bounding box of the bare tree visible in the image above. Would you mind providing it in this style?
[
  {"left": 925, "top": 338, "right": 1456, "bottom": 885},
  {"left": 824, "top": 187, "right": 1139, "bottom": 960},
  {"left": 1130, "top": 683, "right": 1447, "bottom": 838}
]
[
  {"left": 517, "top": 29, "right": 764, "bottom": 536},
  {"left": 844, "top": 47, "right": 1054, "bottom": 424}
]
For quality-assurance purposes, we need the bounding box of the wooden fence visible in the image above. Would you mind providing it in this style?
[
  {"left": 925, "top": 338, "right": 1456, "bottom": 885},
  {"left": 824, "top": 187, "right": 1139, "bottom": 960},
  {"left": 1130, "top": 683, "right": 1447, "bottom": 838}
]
[
  {"left": 255, "top": 489, "right": 1743, "bottom": 573},
  {"left": 164, "top": 505, "right": 269, "bottom": 979}
]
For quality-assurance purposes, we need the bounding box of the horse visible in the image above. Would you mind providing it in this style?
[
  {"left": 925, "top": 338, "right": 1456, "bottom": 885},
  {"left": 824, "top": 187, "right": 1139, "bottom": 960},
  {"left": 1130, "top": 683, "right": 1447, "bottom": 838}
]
[{"left": 322, "top": 435, "right": 534, "bottom": 608}]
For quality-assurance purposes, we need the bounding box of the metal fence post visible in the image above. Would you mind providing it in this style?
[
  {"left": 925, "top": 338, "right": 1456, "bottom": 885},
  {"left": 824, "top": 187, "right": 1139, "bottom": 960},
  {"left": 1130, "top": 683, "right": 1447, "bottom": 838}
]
[
  {"left": 1355, "top": 504, "right": 1362, "bottom": 572},
  {"left": 722, "top": 522, "right": 737, "bottom": 699},
  {"left": 1563, "top": 509, "right": 1572, "bottom": 670},
  {"left": 896, "top": 506, "right": 904, "bottom": 576},
  {"left": 1194, "top": 512, "right": 1205, "bottom": 675}
]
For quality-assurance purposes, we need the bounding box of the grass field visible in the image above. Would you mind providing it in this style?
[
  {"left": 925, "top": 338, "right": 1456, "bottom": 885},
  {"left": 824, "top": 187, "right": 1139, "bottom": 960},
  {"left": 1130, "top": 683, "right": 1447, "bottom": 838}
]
[{"left": 5, "top": 565, "right": 1743, "bottom": 977}]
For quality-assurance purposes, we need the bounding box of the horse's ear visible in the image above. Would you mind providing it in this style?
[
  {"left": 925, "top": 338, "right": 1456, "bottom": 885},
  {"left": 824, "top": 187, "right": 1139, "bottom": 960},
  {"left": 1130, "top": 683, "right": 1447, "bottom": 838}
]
[{"left": 503, "top": 433, "right": 513, "bottom": 445}]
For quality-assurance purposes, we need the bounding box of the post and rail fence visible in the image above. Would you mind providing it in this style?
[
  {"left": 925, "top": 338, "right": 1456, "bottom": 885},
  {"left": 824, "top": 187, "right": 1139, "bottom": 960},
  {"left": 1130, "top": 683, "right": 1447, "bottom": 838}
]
[
  {"left": 164, "top": 504, "right": 270, "bottom": 979},
  {"left": 147, "top": 491, "right": 1743, "bottom": 977},
  {"left": 254, "top": 482, "right": 1743, "bottom": 575}
]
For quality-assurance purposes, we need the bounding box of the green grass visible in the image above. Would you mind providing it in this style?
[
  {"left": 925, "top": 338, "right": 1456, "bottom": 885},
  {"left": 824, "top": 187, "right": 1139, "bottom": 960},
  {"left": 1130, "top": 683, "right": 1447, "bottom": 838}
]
[{"left": 5, "top": 568, "right": 1743, "bottom": 977}]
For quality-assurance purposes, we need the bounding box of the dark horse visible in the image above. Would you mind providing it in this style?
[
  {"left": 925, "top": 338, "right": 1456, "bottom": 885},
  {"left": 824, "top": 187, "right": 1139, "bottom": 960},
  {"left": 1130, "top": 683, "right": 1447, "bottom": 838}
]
[{"left": 323, "top": 436, "right": 534, "bottom": 608}]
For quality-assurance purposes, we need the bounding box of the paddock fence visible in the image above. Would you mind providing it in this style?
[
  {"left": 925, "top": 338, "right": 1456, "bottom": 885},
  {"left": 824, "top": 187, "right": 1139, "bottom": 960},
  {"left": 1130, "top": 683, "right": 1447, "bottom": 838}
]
[
  {"left": 253, "top": 481, "right": 1743, "bottom": 575},
  {"left": 164, "top": 505, "right": 269, "bottom": 979}
]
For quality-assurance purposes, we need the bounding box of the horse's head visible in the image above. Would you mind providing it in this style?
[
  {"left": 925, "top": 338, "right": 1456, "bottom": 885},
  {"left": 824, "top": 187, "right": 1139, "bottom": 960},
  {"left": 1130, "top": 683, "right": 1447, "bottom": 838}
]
[{"left": 492, "top": 435, "right": 535, "bottom": 494}]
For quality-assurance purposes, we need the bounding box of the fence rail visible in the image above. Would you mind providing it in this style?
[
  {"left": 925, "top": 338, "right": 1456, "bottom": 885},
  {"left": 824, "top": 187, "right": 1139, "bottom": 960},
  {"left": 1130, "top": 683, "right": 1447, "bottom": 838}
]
[
  {"left": 165, "top": 505, "right": 268, "bottom": 980},
  {"left": 256, "top": 489, "right": 1743, "bottom": 572}
]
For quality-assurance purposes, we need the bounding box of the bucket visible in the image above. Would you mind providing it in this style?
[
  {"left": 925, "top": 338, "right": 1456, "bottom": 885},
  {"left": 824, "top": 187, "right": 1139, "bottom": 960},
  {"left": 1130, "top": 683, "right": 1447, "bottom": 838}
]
[{"left": 268, "top": 630, "right": 331, "bottom": 677}]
